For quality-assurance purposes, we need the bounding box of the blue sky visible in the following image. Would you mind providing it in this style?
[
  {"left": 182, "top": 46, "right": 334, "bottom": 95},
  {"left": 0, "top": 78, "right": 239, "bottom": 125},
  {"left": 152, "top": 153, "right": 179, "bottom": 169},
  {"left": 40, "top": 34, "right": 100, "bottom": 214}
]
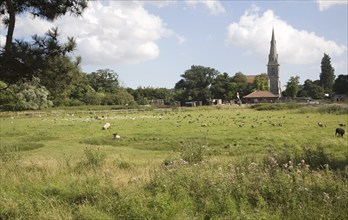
[{"left": 1, "top": 0, "right": 347, "bottom": 89}]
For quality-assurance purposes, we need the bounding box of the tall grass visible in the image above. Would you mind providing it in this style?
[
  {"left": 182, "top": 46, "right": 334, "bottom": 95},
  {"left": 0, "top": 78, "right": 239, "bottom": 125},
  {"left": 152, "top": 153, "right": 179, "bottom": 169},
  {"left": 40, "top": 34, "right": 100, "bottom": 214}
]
[
  {"left": 297, "top": 104, "right": 348, "bottom": 115},
  {"left": 1, "top": 145, "right": 347, "bottom": 219},
  {"left": 1, "top": 107, "right": 347, "bottom": 219}
]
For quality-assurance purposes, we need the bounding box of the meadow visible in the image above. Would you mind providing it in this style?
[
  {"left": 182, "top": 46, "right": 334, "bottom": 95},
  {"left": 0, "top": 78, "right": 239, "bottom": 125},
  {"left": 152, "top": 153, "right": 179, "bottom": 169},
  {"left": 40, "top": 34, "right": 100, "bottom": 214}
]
[{"left": 1, "top": 104, "right": 347, "bottom": 219}]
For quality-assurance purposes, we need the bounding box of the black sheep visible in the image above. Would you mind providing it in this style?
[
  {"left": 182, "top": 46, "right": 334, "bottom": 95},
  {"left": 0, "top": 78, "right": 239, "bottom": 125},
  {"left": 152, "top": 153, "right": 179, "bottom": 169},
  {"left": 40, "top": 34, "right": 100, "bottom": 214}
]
[{"left": 335, "top": 128, "right": 345, "bottom": 137}]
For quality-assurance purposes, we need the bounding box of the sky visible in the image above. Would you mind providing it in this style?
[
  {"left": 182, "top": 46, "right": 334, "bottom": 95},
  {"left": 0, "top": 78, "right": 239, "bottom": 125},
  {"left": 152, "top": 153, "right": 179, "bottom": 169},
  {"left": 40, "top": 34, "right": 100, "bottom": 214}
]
[{"left": 1, "top": 0, "right": 347, "bottom": 89}]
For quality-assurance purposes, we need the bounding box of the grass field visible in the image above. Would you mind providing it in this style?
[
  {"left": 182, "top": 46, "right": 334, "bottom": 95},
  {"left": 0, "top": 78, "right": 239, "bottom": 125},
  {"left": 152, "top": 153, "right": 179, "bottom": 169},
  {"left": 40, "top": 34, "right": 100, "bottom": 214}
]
[{"left": 1, "top": 104, "right": 347, "bottom": 219}]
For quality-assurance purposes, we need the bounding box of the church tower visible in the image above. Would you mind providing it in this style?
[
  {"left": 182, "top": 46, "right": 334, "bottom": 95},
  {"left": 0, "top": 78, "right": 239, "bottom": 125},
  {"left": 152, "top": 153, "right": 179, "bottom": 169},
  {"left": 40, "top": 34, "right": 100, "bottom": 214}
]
[{"left": 267, "top": 28, "right": 281, "bottom": 97}]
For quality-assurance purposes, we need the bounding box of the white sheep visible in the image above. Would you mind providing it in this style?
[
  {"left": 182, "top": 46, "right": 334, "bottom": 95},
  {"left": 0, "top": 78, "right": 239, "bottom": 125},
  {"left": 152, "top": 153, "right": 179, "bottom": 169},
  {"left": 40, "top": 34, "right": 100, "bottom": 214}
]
[
  {"left": 113, "top": 133, "right": 121, "bottom": 140},
  {"left": 102, "top": 122, "right": 111, "bottom": 130}
]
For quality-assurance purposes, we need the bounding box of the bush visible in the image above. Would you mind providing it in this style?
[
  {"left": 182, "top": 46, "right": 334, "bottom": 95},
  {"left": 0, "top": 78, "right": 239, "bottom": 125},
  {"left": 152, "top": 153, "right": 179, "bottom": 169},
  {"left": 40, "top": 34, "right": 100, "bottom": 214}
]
[
  {"left": 251, "top": 103, "right": 302, "bottom": 111},
  {"left": 267, "top": 144, "right": 348, "bottom": 171},
  {"left": 297, "top": 104, "right": 348, "bottom": 115},
  {"left": 81, "top": 147, "right": 106, "bottom": 168},
  {"left": 179, "top": 141, "right": 208, "bottom": 164}
]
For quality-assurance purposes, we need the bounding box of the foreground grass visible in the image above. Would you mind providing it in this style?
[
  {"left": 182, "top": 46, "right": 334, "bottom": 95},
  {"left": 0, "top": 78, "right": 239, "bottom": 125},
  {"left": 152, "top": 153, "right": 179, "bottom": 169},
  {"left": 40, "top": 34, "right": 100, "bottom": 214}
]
[
  {"left": 1, "top": 146, "right": 347, "bottom": 219},
  {"left": 1, "top": 105, "right": 347, "bottom": 219}
]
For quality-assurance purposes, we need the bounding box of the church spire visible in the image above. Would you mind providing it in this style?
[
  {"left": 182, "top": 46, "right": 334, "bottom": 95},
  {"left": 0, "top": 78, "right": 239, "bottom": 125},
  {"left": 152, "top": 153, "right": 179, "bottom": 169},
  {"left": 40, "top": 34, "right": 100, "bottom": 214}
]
[
  {"left": 268, "top": 28, "right": 278, "bottom": 64},
  {"left": 267, "top": 28, "right": 281, "bottom": 97}
]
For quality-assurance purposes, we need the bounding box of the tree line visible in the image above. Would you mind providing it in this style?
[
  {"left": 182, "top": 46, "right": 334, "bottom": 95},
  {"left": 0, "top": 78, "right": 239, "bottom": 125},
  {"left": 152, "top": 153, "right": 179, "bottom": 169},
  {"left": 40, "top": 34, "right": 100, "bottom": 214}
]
[
  {"left": 0, "top": 0, "right": 347, "bottom": 110},
  {"left": 284, "top": 53, "right": 347, "bottom": 99}
]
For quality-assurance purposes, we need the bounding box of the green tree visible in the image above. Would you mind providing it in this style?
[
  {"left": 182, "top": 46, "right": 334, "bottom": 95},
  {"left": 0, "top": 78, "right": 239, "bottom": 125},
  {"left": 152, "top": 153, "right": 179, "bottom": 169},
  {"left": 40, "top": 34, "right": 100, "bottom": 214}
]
[
  {"left": 0, "top": 80, "right": 17, "bottom": 110},
  {"left": 298, "top": 79, "right": 324, "bottom": 99},
  {"left": 319, "top": 53, "right": 335, "bottom": 94},
  {"left": 210, "top": 72, "right": 234, "bottom": 101},
  {"left": 333, "top": 74, "right": 348, "bottom": 95},
  {"left": 0, "top": 0, "right": 87, "bottom": 83},
  {"left": 252, "top": 73, "right": 269, "bottom": 91},
  {"left": 285, "top": 76, "right": 300, "bottom": 98},
  {"left": 174, "top": 65, "right": 219, "bottom": 104},
  {"left": 231, "top": 72, "right": 249, "bottom": 97},
  {"left": 101, "top": 88, "right": 134, "bottom": 106},
  {"left": 41, "top": 56, "right": 83, "bottom": 106},
  {"left": 69, "top": 72, "right": 102, "bottom": 105},
  {"left": 3, "top": 77, "right": 53, "bottom": 110},
  {"left": 87, "top": 69, "right": 119, "bottom": 93}
]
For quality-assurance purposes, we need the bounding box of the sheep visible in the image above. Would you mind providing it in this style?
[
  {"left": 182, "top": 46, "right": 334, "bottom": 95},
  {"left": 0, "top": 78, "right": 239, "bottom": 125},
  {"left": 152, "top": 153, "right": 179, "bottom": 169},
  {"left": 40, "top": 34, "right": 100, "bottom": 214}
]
[
  {"left": 102, "top": 122, "right": 111, "bottom": 130},
  {"left": 112, "top": 133, "right": 121, "bottom": 140},
  {"left": 335, "top": 128, "right": 345, "bottom": 137},
  {"left": 318, "top": 122, "right": 326, "bottom": 127}
]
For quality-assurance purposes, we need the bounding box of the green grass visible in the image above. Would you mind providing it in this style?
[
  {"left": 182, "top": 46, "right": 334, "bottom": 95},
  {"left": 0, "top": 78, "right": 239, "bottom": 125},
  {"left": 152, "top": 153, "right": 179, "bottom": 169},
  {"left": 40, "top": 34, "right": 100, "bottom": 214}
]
[{"left": 0, "top": 105, "right": 347, "bottom": 219}]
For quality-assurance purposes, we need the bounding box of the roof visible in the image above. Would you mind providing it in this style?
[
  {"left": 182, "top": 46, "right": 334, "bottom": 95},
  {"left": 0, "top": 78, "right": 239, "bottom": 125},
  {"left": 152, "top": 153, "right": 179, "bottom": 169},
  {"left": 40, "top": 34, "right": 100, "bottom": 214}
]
[
  {"left": 246, "top": 75, "right": 256, "bottom": 84},
  {"left": 243, "top": 90, "right": 279, "bottom": 99}
]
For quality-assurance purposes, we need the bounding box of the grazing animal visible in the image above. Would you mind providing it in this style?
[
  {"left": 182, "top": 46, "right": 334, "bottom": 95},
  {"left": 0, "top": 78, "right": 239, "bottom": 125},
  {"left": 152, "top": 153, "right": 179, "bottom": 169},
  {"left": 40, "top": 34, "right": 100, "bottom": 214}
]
[
  {"left": 112, "top": 133, "right": 121, "bottom": 140},
  {"left": 335, "top": 128, "right": 345, "bottom": 137},
  {"left": 102, "top": 122, "right": 111, "bottom": 130},
  {"left": 339, "top": 123, "right": 346, "bottom": 127},
  {"left": 318, "top": 122, "right": 326, "bottom": 127}
]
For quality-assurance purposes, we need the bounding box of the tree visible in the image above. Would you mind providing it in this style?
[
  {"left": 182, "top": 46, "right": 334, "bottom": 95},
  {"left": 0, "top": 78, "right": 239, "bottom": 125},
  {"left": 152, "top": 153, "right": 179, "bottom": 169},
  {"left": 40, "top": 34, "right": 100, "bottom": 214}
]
[
  {"left": 252, "top": 73, "right": 269, "bottom": 91},
  {"left": 69, "top": 72, "right": 102, "bottom": 105},
  {"left": 101, "top": 88, "right": 134, "bottom": 105},
  {"left": 2, "top": 77, "right": 53, "bottom": 110},
  {"left": 319, "top": 53, "right": 335, "bottom": 94},
  {"left": 174, "top": 65, "right": 219, "bottom": 104},
  {"left": 298, "top": 79, "right": 324, "bottom": 99},
  {"left": 0, "top": 0, "right": 87, "bottom": 83},
  {"left": 231, "top": 72, "right": 249, "bottom": 97},
  {"left": 0, "top": 0, "right": 87, "bottom": 59},
  {"left": 333, "top": 74, "right": 348, "bottom": 95},
  {"left": 87, "top": 69, "right": 119, "bottom": 94},
  {"left": 210, "top": 72, "right": 234, "bottom": 101},
  {"left": 285, "top": 76, "right": 300, "bottom": 98}
]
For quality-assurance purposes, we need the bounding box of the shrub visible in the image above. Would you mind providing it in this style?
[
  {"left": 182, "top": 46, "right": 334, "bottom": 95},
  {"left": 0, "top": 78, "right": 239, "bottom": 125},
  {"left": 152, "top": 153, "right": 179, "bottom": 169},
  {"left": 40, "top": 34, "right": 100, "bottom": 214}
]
[
  {"left": 251, "top": 103, "right": 302, "bottom": 111},
  {"left": 82, "top": 147, "right": 106, "bottom": 168},
  {"left": 297, "top": 104, "right": 348, "bottom": 115},
  {"left": 179, "top": 141, "right": 208, "bottom": 164}
]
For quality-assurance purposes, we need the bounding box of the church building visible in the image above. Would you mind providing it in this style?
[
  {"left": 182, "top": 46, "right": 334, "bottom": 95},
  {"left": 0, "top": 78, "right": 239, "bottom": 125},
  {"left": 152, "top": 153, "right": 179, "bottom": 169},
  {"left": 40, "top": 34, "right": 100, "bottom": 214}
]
[{"left": 244, "top": 28, "right": 281, "bottom": 103}]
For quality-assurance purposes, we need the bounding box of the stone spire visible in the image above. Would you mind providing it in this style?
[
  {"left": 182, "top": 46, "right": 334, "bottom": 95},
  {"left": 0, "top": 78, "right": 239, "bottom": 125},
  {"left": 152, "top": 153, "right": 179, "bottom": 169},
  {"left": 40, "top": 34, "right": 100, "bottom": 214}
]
[
  {"left": 268, "top": 28, "right": 278, "bottom": 64},
  {"left": 267, "top": 28, "right": 281, "bottom": 97}
]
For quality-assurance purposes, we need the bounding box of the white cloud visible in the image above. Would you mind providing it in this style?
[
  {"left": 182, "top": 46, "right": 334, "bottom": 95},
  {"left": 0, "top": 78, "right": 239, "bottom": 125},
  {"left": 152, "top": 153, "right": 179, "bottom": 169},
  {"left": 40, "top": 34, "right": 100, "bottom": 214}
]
[
  {"left": 316, "top": 0, "right": 348, "bottom": 11},
  {"left": 1, "top": 1, "right": 183, "bottom": 65},
  {"left": 144, "top": 0, "right": 176, "bottom": 8},
  {"left": 226, "top": 6, "right": 347, "bottom": 65},
  {"left": 185, "top": 0, "right": 226, "bottom": 15}
]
